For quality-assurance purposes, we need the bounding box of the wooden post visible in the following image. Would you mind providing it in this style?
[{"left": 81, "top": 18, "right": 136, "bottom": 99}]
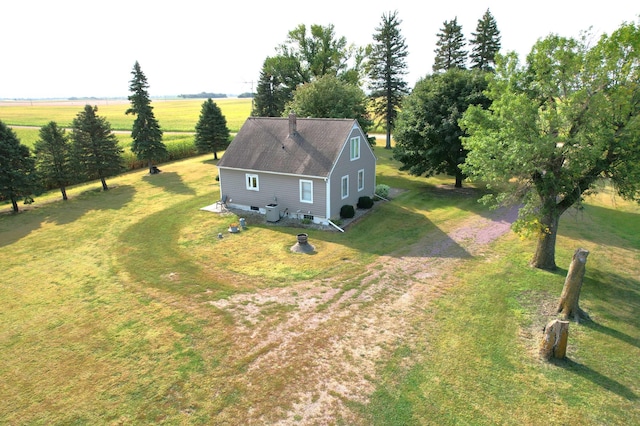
[
  {"left": 557, "top": 248, "right": 590, "bottom": 322},
  {"left": 539, "top": 319, "right": 570, "bottom": 361}
]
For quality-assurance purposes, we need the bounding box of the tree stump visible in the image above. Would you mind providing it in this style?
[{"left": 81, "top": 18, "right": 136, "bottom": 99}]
[
  {"left": 539, "top": 319, "right": 570, "bottom": 361},
  {"left": 557, "top": 248, "right": 590, "bottom": 322}
]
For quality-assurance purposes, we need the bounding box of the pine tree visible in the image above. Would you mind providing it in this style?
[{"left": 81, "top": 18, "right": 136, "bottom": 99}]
[
  {"left": 252, "top": 60, "right": 288, "bottom": 117},
  {"left": 71, "top": 105, "right": 123, "bottom": 191},
  {"left": 433, "top": 17, "right": 467, "bottom": 72},
  {"left": 34, "top": 121, "right": 73, "bottom": 200},
  {"left": 195, "top": 98, "right": 230, "bottom": 160},
  {"left": 368, "top": 10, "right": 410, "bottom": 149},
  {"left": 126, "top": 61, "right": 166, "bottom": 173},
  {"left": 469, "top": 9, "right": 501, "bottom": 71},
  {"left": 0, "top": 120, "right": 38, "bottom": 213}
]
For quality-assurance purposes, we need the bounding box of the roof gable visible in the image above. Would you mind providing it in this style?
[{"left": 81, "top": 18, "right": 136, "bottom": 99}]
[{"left": 217, "top": 116, "right": 360, "bottom": 177}]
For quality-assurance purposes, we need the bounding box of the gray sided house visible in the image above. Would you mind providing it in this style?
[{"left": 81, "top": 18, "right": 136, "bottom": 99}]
[{"left": 216, "top": 113, "right": 376, "bottom": 225}]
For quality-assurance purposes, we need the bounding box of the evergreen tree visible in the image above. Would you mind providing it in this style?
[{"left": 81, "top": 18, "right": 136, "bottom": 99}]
[
  {"left": 368, "top": 10, "right": 410, "bottom": 149},
  {"left": 433, "top": 17, "right": 467, "bottom": 72},
  {"left": 469, "top": 9, "right": 501, "bottom": 71},
  {"left": 71, "top": 105, "right": 123, "bottom": 191},
  {"left": 252, "top": 59, "right": 289, "bottom": 117},
  {"left": 0, "top": 120, "right": 38, "bottom": 213},
  {"left": 126, "top": 61, "right": 166, "bottom": 173},
  {"left": 34, "top": 121, "right": 73, "bottom": 200},
  {"left": 195, "top": 98, "right": 230, "bottom": 160}
]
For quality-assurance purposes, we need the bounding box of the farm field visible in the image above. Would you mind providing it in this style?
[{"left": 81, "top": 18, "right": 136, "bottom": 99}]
[{"left": 1, "top": 136, "right": 639, "bottom": 422}]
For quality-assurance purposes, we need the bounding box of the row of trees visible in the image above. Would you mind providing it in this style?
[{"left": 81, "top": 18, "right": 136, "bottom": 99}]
[{"left": 1, "top": 63, "right": 230, "bottom": 213}]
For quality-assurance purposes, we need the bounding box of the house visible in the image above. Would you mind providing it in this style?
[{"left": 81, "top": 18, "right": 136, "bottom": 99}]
[{"left": 216, "top": 113, "right": 376, "bottom": 225}]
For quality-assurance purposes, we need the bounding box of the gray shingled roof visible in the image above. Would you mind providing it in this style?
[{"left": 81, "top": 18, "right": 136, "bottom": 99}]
[{"left": 217, "top": 116, "right": 357, "bottom": 177}]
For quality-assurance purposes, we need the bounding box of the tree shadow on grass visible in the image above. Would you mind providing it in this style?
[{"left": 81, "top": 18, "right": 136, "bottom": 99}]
[
  {"left": 583, "top": 320, "right": 640, "bottom": 350},
  {"left": 143, "top": 171, "right": 196, "bottom": 195},
  {"left": 552, "top": 358, "right": 638, "bottom": 401},
  {"left": 0, "top": 184, "right": 135, "bottom": 247}
]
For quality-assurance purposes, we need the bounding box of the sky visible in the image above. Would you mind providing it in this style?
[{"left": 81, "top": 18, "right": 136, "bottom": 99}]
[{"left": 1, "top": 0, "right": 638, "bottom": 99}]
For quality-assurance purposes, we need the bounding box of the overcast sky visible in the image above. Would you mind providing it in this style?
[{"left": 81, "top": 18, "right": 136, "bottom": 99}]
[{"left": 1, "top": 0, "right": 638, "bottom": 99}]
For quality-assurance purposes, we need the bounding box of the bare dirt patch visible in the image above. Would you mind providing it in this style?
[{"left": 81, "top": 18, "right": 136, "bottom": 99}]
[{"left": 209, "top": 199, "right": 520, "bottom": 424}]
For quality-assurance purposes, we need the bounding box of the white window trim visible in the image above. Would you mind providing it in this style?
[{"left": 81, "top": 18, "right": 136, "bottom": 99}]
[
  {"left": 350, "top": 136, "right": 360, "bottom": 161},
  {"left": 341, "top": 175, "right": 349, "bottom": 199},
  {"left": 300, "top": 179, "right": 313, "bottom": 203},
  {"left": 246, "top": 173, "right": 259, "bottom": 191},
  {"left": 357, "top": 169, "right": 365, "bottom": 192}
]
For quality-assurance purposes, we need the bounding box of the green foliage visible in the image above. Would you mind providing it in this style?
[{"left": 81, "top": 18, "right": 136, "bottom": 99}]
[
  {"left": 433, "top": 17, "right": 467, "bottom": 72},
  {"left": 460, "top": 21, "right": 640, "bottom": 269},
  {"left": 393, "top": 68, "right": 490, "bottom": 188},
  {"left": 375, "top": 183, "right": 390, "bottom": 199},
  {"left": 34, "top": 122, "right": 73, "bottom": 199},
  {"left": 70, "top": 105, "right": 123, "bottom": 191},
  {"left": 340, "top": 204, "right": 355, "bottom": 218},
  {"left": 368, "top": 10, "right": 410, "bottom": 149},
  {"left": 126, "top": 61, "right": 167, "bottom": 171},
  {"left": 357, "top": 196, "right": 374, "bottom": 209},
  {"left": 194, "top": 99, "right": 230, "bottom": 160},
  {"left": 469, "top": 9, "right": 501, "bottom": 71},
  {"left": 0, "top": 120, "right": 38, "bottom": 212},
  {"left": 284, "top": 74, "right": 374, "bottom": 138}
]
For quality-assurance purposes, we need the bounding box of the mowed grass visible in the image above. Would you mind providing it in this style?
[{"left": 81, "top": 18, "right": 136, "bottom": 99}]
[{"left": 1, "top": 143, "right": 638, "bottom": 423}]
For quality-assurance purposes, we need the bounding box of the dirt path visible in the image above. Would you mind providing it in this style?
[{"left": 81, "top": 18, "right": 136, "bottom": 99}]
[{"left": 210, "top": 204, "right": 519, "bottom": 424}]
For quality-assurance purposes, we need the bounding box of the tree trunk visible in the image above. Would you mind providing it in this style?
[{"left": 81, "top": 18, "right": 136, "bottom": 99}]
[
  {"left": 10, "top": 196, "right": 19, "bottom": 213},
  {"left": 539, "top": 319, "right": 569, "bottom": 361},
  {"left": 213, "top": 151, "right": 218, "bottom": 160},
  {"left": 530, "top": 211, "right": 559, "bottom": 270},
  {"left": 100, "top": 177, "right": 109, "bottom": 191},
  {"left": 148, "top": 159, "right": 153, "bottom": 174},
  {"left": 385, "top": 124, "right": 392, "bottom": 150},
  {"left": 60, "top": 187, "right": 68, "bottom": 201},
  {"left": 454, "top": 173, "right": 463, "bottom": 188},
  {"left": 557, "top": 248, "right": 590, "bottom": 322}
]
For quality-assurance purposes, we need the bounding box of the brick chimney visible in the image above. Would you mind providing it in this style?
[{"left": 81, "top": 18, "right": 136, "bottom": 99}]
[{"left": 288, "top": 111, "right": 297, "bottom": 137}]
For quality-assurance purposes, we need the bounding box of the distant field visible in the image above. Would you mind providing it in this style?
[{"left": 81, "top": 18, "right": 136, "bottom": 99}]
[{"left": 0, "top": 98, "right": 252, "bottom": 133}]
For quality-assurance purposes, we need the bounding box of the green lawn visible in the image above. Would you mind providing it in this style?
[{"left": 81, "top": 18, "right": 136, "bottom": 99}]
[{"left": 0, "top": 144, "right": 638, "bottom": 424}]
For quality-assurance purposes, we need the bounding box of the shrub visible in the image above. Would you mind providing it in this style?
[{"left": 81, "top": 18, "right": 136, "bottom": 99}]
[
  {"left": 375, "top": 184, "right": 390, "bottom": 199},
  {"left": 357, "top": 196, "right": 374, "bottom": 209},
  {"left": 340, "top": 204, "right": 355, "bottom": 219}
]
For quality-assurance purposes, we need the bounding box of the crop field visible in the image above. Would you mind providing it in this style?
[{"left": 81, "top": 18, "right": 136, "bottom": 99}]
[{"left": 0, "top": 115, "right": 638, "bottom": 423}]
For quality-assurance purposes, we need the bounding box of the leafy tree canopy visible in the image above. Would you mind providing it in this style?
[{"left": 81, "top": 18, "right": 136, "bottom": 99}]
[
  {"left": 393, "top": 68, "right": 490, "bottom": 187},
  {"left": 284, "top": 74, "right": 374, "bottom": 143},
  {"left": 460, "top": 22, "right": 640, "bottom": 270}
]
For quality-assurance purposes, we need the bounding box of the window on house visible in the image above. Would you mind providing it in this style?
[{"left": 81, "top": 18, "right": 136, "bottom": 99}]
[
  {"left": 341, "top": 175, "right": 349, "bottom": 199},
  {"left": 300, "top": 179, "right": 313, "bottom": 203},
  {"left": 357, "top": 169, "right": 365, "bottom": 192},
  {"left": 350, "top": 136, "right": 360, "bottom": 160},
  {"left": 246, "top": 173, "right": 259, "bottom": 191}
]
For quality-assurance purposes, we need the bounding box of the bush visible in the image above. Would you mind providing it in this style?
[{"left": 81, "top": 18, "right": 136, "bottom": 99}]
[
  {"left": 340, "top": 204, "right": 355, "bottom": 219},
  {"left": 375, "top": 184, "right": 390, "bottom": 199},
  {"left": 357, "top": 196, "right": 374, "bottom": 209}
]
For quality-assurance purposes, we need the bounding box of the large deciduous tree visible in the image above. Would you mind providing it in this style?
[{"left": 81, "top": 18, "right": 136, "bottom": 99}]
[
  {"left": 34, "top": 121, "right": 73, "bottom": 200},
  {"left": 253, "top": 24, "right": 366, "bottom": 117},
  {"left": 284, "top": 74, "right": 374, "bottom": 143},
  {"left": 469, "top": 9, "right": 501, "bottom": 71},
  {"left": 126, "top": 61, "right": 166, "bottom": 173},
  {"left": 71, "top": 105, "right": 123, "bottom": 191},
  {"left": 195, "top": 98, "right": 230, "bottom": 160},
  {"left": 433, "top": 17, "right": 467, "bottom": 72},
  {"left": 0, "top": 121, "right": 38, "bottom": 213},
  {"left": 461, "top": 22, "right": 640, "bottom": 270},
  {"left": 368, "top": 10, "right": 410, "bottom": 149},
  {"left": 393, "top": 69, "right": 490, "bottom": 188}
]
